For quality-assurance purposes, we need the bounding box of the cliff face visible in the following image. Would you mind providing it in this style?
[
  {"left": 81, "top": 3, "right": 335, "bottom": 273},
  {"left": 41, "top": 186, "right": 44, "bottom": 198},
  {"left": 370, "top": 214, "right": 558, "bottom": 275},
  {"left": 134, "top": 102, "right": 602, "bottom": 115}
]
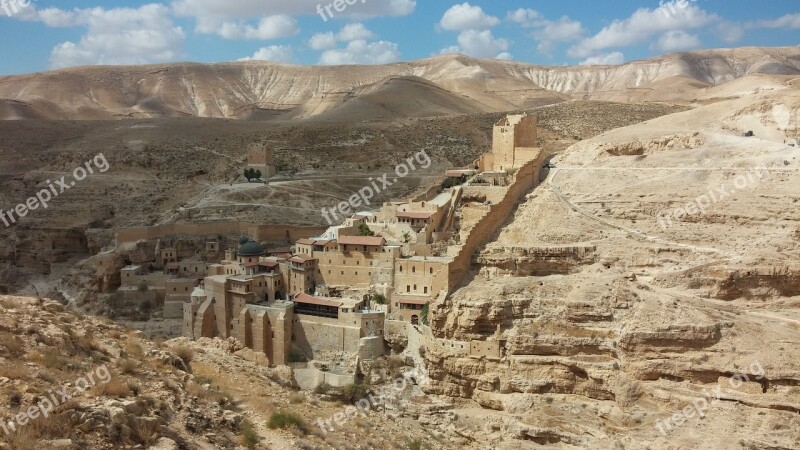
[
  {"left": 420, "top": 88, "right": 800, "bottom": 448},
  {"left": 1, "top": 46, "right": 798, "bottom": 120}
]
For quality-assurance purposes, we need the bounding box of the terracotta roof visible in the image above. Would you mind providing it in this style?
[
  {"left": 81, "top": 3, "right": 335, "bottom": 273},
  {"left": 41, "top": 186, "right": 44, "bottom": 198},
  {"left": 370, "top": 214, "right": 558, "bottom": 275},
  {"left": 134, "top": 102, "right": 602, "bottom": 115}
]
[
  {"left": 243, "top": 262, "right": 260, "bottom": 268},
  {"left": 395, "top": 296, "right": 429, "bottom": 305},
  {"left": 337, "top": 235, "right": 385, "bottom": 246},
  {"left": 294, "top": 293, "right": 342, "bottom": 308},
  {"left": 296, "top": 238, "right": 315, "bottom": 245},
  {"left": 289, "top": 254, "right": 315, "bottom": 263},
  {"left": 259, "top": 261, "right": 279, "bottom": 268},
  {"left": 397, "top": 211, "right": 434, "bottom": 219},
  {"left": 314, "top": 239, "right": 333, "bottom": 245}
]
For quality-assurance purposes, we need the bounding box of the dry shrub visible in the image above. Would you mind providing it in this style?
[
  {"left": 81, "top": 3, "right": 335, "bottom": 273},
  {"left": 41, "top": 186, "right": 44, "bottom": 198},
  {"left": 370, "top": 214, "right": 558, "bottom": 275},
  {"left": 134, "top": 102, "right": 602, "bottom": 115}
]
[
  {"left": 172, "top": 345, "right": 194, "bottom": 364},
  {"left": 0, "top": 364, "right": 29, "bottom": 380},
  {"left": 119, "top": 358, "right": 137, "bottom": 375},
  {"left": 132, "top": 418, "right": 160, "bottom": 446},
  {"left": 98, "top": 378, "right": 132, "bottom": 398},
  {"left": 288, "top": 392, "right": 305, "bottom": 404},
  {"left": 0, "top": 332, "right": 25, "bottom": 357},
  {"left": 124, "top": 340, "right": 145, "bottom": 358}
]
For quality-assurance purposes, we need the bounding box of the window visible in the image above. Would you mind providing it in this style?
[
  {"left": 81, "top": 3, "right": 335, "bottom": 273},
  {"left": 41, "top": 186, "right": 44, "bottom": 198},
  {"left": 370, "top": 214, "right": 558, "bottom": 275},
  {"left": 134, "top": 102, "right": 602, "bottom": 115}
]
[
  {"left": 424, "top": 287, "right": 428, "bottom": 294},
  {"left": 412, "top": 266, "right": 416, "bottom": 273},
  {"left": 413, "top": 284, "right": 417, "bottom": 291},
  {"left": 406, "top": 285, "right": 410, "bottom": 292},
  {"left": 430, "top": 268, "right": 433, "bottom": 274}
]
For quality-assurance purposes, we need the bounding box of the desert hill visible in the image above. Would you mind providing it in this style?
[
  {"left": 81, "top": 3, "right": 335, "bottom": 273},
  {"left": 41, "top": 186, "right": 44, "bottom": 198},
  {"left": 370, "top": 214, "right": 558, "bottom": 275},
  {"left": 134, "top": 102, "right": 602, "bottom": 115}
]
[{"left": 0, "top": 46, "right": 798, "bottom": 121}]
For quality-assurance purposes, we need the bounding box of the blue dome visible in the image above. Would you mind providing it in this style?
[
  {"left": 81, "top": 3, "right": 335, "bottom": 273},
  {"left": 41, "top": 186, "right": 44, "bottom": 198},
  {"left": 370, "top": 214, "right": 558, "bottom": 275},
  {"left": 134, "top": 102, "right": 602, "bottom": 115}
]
[{"left": 238, "top": 240, "right": 266, "bottom": 257}]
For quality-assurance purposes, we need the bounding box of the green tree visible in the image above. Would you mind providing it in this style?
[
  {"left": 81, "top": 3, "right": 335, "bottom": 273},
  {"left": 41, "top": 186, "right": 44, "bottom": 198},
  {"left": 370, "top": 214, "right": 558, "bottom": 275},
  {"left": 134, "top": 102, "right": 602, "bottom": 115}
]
[
  {"left": 420, "top": 304, "right": 429, "bottom": 325},
  {"left": 372, "top": 293, "right": 386, "bottom": 305},
  {"left": 244, "top": 168, "right": 254, "bottom": 182},
  {"left": 358, "top": 223, "right": 374, "bottom": 236}
]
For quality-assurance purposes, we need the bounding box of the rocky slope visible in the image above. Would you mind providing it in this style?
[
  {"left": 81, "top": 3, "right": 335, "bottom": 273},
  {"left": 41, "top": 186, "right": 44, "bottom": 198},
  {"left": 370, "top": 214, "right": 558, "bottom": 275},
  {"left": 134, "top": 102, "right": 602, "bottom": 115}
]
[
  {"left": 424, "top": 88, "right": 800, "bottom": 448},
  {"left": 0, "top": 47, "right": 798, "bottom": 120}
]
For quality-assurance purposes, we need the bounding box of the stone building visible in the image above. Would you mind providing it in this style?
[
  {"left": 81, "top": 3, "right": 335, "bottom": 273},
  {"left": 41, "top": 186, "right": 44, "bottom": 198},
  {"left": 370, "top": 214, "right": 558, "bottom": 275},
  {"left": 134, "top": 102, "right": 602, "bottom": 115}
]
[
  {"left": 478, "top": 113, "right": 541, "bottom": 172},
  {"left": 182, "top": 238, "right": 386, "bottom": 365},
  {"left": 246, "top": 143, "right": 276, "bottom": 179}
]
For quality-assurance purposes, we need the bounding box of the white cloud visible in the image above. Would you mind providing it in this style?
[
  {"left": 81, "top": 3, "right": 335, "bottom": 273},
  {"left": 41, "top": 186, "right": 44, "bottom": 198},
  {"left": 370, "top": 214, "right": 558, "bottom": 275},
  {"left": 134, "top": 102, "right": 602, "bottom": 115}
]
[
  {"left": 442, "top": 30, "right": 510, "bottom": 59},
  {"left": 580, "top": 52, "right": 625, "bottom": 66},
  {"left": 319, "top": 40, "right": 400, "bottom": 65},
  {"left": 238, "top": 45, "right": 293, "bottom": 62},
  {"left": 507, "top": 8, "right": 584, "bottom": 55},
  {"left": 310, "top": 23, "right": 375, "bottom": 51},
  {"left": 653, "top": 30, "right": 701, "bottom": 52},
  {"left": 24, "top": 4, "right": 186, "bottom": 69},
  {"left": 171, "top": 0, "right": 415, "bottom": 30},
  {"left": 217, "top": 15, "right": 298, "bottom": 40},
  {"left": 336, "top": 23, "right": 374, "bottom": 41},
  {"left": 753, "top": 13, "right": 800, "bottom": 29},
  {"left": 309, "top": 32, "right": 337, "bottom": 50},
  {"left": 569, "top": 3, "right": 717, "bottom": 58},
  {"left": 440, "top": 3, "right": 499, "bottom": 31},
  {"left": 507, "top": 8, "right": 542, "bottom": 27}
]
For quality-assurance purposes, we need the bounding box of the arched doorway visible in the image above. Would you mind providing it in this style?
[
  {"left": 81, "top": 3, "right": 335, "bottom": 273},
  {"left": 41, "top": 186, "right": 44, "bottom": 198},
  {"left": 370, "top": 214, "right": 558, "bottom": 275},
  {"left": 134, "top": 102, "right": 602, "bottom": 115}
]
[{"left": 411, "top": 315, "right": 419, "bottom": 325}]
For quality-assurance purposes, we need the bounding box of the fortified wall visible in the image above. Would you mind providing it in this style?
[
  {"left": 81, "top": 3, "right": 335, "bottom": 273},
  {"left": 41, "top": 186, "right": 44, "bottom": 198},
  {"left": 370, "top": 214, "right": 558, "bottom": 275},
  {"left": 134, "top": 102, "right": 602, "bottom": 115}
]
[
  {"left": 116, "top": 222, "right": 327, "bottom": 247},
  {"left": 446, "top": 152, "right": 547, "bottom": 291}
]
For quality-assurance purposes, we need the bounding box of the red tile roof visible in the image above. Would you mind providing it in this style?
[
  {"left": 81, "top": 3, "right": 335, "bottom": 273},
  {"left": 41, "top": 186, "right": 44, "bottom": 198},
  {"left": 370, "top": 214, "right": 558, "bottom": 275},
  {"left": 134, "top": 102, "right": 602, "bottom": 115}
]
[
  {"left": 259, "top": 261, "right": 279, "bottom": 268},
  {"left": 243, "top": 262, "right": 260, "bottom": 268},
  {"left": 397, "top": 211, "right": 434, "bottom": 219},
  {"left": 395, "top": 296, "right": 429, "bottom": 305},
  {"left": 294, "top": 293, "right": 342, "bottom": 308},
  {"left": 296, "top": 238, "right": 315, "bottom": 245},
  {"left": 337, "top": 235, "right": 385, "bottom": 246},
  {"left": 289, "top": 254, "right": 315, "bottom": 263}
]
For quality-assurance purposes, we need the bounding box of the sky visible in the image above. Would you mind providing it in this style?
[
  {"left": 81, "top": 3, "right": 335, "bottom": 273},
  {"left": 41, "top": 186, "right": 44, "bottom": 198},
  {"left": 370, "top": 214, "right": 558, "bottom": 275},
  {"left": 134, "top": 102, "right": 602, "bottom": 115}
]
[{"left": 0, "top": 0, "right": 797, "bottom": 75}]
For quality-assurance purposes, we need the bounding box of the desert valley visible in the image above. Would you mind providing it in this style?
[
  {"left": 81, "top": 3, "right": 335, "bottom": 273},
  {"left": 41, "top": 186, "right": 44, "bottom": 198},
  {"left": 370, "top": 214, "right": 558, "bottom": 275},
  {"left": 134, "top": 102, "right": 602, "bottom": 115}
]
[{"left": 0, "top": 35, "right": 799, "bottom": 450}]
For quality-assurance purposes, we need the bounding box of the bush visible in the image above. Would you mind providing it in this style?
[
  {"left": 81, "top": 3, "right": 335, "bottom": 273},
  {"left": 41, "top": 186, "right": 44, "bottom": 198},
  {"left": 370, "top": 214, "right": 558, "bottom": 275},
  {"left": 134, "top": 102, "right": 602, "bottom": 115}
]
[
  {"left": 339, "top": 383, "right": 369, "bottom": 404},
  {"left": 288, "top": 392, "right": 305, "bottom": 404},
  {"left": 372, "top": 293, "right": 386, "bottom": 305},
  {"left": 267, "top": 412, "right": 305, "bottom": 432},
  {"left": 173, "top": 345, "right": 194, "bottom": 364},
  {"left": 99, "top": 378, "right": 132, "bottom": 398},
  {"left": 406, "top": 438, "right": 423, "bottom": 450},
  {"left": 241, "top": 421, "right": 260, "bottom": 449},
  {"left": 119, "top": 358, "right": 137, "bottom": 375},
  {"left": 0, "top": 332, "right": 24, "bottom": 357}
]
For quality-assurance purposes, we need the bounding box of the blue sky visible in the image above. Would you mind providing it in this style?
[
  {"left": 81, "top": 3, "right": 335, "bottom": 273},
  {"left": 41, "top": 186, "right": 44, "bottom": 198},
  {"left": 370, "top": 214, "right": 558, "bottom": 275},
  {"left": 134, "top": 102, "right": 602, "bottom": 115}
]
[{"left": 0, "top": 0, "right": 797, "bottom": 75}]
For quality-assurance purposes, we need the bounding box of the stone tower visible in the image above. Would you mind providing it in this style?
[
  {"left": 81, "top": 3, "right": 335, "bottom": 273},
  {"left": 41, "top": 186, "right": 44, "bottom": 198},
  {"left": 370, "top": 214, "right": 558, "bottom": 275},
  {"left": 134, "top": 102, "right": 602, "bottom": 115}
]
[{"left": 246, "top": 143, "right": 276, "bottom": 178}]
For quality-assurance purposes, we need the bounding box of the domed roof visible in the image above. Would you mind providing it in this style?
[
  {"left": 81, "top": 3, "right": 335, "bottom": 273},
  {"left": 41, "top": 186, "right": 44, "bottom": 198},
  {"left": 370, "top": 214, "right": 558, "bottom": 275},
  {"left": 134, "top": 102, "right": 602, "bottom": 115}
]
[{"left": 237, "top": 239, "right": 266, "bottom": 257}]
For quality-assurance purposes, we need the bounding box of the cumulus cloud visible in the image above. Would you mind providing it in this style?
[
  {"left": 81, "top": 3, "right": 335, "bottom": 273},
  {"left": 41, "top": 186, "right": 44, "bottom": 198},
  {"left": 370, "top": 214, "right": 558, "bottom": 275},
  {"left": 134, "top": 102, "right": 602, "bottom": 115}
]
[
  {"left": 569, "top": 3, "right": 717, "bottom": 58},
  {"left": 508, "top": 9, "right": 585, "bottom": 55},
  {"left": 171, "top": 0, "right": 415, "bottom": 30},
  {"left": 653, "top": 30, "right": 701, "bottom": 52},
  {"left": 753, "top": 13, "right": 800, "bottom": 29},
  {"left": 238, "top": 45, "right": 293, "bottom": 62},
  {"left": 440, "top": 3, "right": 499, "bottom": 31},
  {"left": 309, "top": 32, "right": 337, "bottom": 50},
  {"left": 336, "top": 23, "right": 374, "bottom": 41},
  {"left": 22, "top": 4, "right": 186, "bottom": 69},
  {"left": 310, "top": 23, "right": 376, "bottom": 51},
  {"left": 442, "top": 30, "right": 510, "bottom": 59},
  {"left": 580, "top": 52, "right": 625, "bottom": 66},
  {"left": 217, "top": 15, "right": 298, "bottom": 40},
  {"left": 319, "top": 40, "right": 400, "bottom": 65}
]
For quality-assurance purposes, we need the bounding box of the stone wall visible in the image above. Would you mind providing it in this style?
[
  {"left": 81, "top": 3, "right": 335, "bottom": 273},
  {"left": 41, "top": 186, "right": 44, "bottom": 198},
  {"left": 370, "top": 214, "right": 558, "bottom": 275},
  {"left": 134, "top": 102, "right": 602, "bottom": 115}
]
[
  {"left": 116, "top": 222, "right": 326, "bottom": 246},
  {"left": 447, "top": 152, "right": 546, "bottom": 291}
]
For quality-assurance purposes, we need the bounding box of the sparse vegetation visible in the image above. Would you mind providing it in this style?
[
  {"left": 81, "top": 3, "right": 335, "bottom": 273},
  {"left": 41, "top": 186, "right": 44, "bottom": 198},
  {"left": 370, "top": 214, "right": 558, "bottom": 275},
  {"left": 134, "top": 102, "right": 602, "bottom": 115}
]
[
  {"left": 241, "top": 420, "right": 260, "bottom": 449},
  {"left": 173, "top": 345, "right": 194, "bottom": 364},
  {"left": 372, "top": 293, "right": 386, "bottom": 305},
  {"left": 358, "top": 222, "right": 375, "bottom": 236},
  {"left": 267, "top": 412, "right": 305, "bottom": 432}
]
